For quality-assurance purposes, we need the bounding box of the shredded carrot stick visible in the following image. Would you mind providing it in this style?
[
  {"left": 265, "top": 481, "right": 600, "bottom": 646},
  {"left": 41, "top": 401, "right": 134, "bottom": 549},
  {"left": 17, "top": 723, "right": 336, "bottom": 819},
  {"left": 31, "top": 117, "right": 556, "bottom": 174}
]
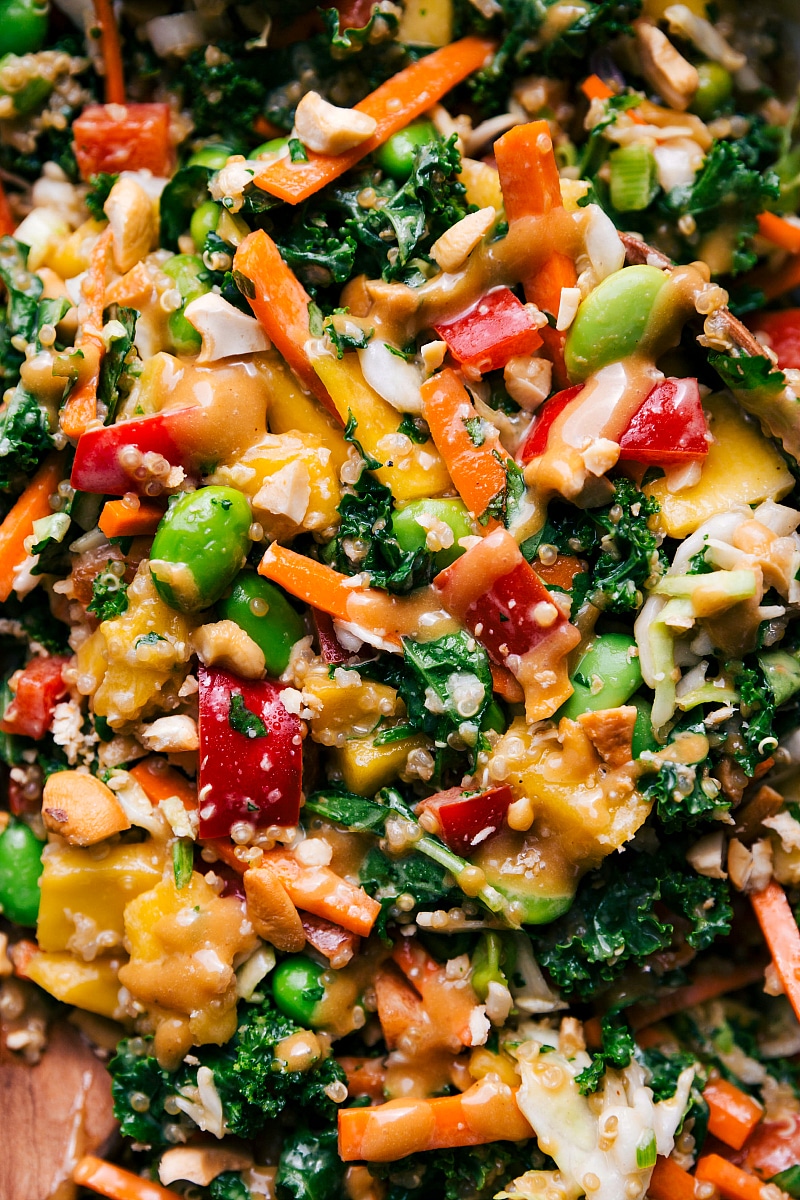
[
  {"left": 338, "top": 1082, "right": 533, "bottom": 1162},
  {"left": 206, "top": 839, "right": 246, "bottom": 873},
  {"left": 74, "top": 1156, "right": 179, "bottom": 1200},
  {"left": 338, "top": 1055, "right": 388, "bottom": 1101},
  {"left": 745, "top": 253, "right": 800, "bottom": 302},
  {"left": 61, "top": 227, "right": 113, "bottom": 440},
  {"left": 262, "top": 848, "right": 381, "bottom": 937},
  {"left": 0, "top": 453, "right": 66, "bottom": 603},
  {"left": 129, "top": 757, "right": 197, "bottom": 811},
  {"left": 695, "top": 1154, "right": 765, "bottom": 1200},
  {"left": 580, "top": 74, "right": 645, "bottom": 123},
  {"left": 258, "top": 542, "right": 362, "bottom": 624},
  {"left": 233, "top": 230, "right": 339, "bottom": 419},
  {"left": 751, "top": 881, "right": 800, "bottom": 1025},
  {"left": 626, "top": 960, "right": 767, "bottom": 1031},
  {"left": 375, "top": 963, "right": 425, "bottom": 1048},
  {"left": 98, "top": 499, "right": 165, "bottom": 539},
  {"left": 757, "top": 211, "right": 800, "bottom": 255},
  {"left": 392, "top": 937, "right": 477, "bottom": 1047},
  {"left": 420, "top": 368, "right": 509, "bottom": 525},
  {"left": 647, "top": 1156, "right": 698, "bottom": 1200},
  {"left": 92, "top": 0, "right": 126, "bottom": 105},
  {"left": 0, "top": 179, "right": 14, "bottom": 237},
  {"left": 490, "top": 663, "right": 524, "bottom": 704},
  {"left": 704, "top": 1078, "right": 763, "bottom": 1151},
  {"left": 253, "top": 37, "right": 495, "bottom": 204}
]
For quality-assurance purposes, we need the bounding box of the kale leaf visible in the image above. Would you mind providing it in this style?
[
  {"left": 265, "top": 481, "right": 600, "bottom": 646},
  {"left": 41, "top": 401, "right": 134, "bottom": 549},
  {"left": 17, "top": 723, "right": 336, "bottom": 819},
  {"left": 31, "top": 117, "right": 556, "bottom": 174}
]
[
  {"left": 276, "top": 1125, "right": 345, "bottom": 1200},
  {"left": 210, "top": 1175, "right": 251, "bottom": 1200},
  {"left": 159, "top": 164, "right": 213, "bottom": 251},
  {"left": 85, "top": 173, "right": 118, "bottom": 221},
  {"left": 99, "top": 305, "right": 137, "bottom": 424},
  {"left": 228, "top": 691, "right": 268, "bottom": 739},
  {"left": 368, "top": 1140, "right": 540, "bottom": 1200},
  {"left": 0, "top": 237, "right": 44, "bottom": 391},
  {"left": 735, "top": 665, "right": 777, "bottom": 777},
  {"left": 320, "top": 4, "right": 399, "bottom": 55},
  {"left": 393, "top": 632, "right": 493, "bottom": 747},
  {"left": 0, "top": 388, "right": 53, "bottom": 489},
  {"left": 575, "top": 1015, "right": 636, "bottom": 1095},
  {"left": 87, "top": 563, "right": 129, "bottom": 623},
  {"left": 643, "top": 754, "right": 729, "bottom": 831},
  {"left": 708, "top": 351, "right": 786, "bottom": 395}
]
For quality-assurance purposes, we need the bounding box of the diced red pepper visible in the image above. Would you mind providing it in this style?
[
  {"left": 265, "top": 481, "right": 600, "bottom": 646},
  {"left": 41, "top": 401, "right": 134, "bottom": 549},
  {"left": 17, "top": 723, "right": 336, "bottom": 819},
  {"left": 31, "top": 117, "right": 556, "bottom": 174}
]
[
  {"left": 300, "top": 913, "right": 360, "bottom": 967},
  {"left": 73, "top": 103, "right": 174, "bottom": 180},
  {"left": 518, "top": 384, "right": 584, "bottom": 462},
  {"left": 1, "top": 656, "right": 70, "bottom": 741},
  {"left": 416, "top": 785, "right": 512, "bottom": 857},
  {"left": 433, "top": 287, "right": 543, "bottom": 373},
  {"left": 748, "top": 309, "right": 800, "bottom": 370},
  {"left": 197, "top": 665, "right": 302, "bottom": 840},
  {"left": 70, "top": 410, "right": 197, "bottom": 496},
  {"left": 325, "top": 0, "right": 377, "bottom": 28},
  {"left": 617, "top": 377, "right": 708, "bottom": 464},
  {"left": 741, "top": 1114, "right": 800, "bottom": 1179},
  {"left": 311, "top": 608, "right": 352, "bottom": 664}
]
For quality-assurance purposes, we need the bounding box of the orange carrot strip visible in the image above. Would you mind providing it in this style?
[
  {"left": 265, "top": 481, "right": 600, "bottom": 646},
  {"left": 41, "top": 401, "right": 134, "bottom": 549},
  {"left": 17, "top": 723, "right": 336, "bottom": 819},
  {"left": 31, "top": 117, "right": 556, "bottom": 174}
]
[
  {"left": 262, "top": 849, "right": 381, "bottom": 937},
  {"left": 253, "top": 115, "right": 284, "bottom": 140},
  {"left": 392, "top": 937, "right": 477, "bottom": 1047},
  {"left": 98, "top": 499, "right": 165, "bottom": 539},
  {"left": 647, "top": 1156, "right": 698, "bottom": 1200},
  {"left": 233, "top": 230, "right": 338, "bottom": 418},
  {"left": 420, "top": 368, "right": 509, "bottom": 525},
  {"left": 74, "top": 1156, "right": 179, "bottom": 1200},
  {"left": 61, "top": 227, "right": 113, "bottom": 440},
  {"left": 746, "top": 253, "right": 800, "bottom": 302},
  {"left": 129, "top": 757, "right": 197, "bottom": 811},
  {"left": 0, "top": 179, "right": 14, "bottom": 236},
  {"left": 207, "top": 839, "right": 246, "bottom": 873},
  {"left": 583, "top": 1016, "right": 602, "bottom": 1050},
  {"left": 580, "top": 74, "right": 645, "bottom": 123},
  {"left": 704, "top": 1078, "right": 763, "bottom": 1151},
  {"left": 757, "top": 211, "right": 800, "bottom": 255},
  {"left": 338, "top": 1083, "right": 533, "bottom": 1162},
  {"left": 254, "top": 38, "right": 495, "bottom": 204},
  {"left": 751, "top": 881, "right": 800, "bottom": 1025},
  {"left": 338, "top": 1055, "right": 388, "bottom": 1100},
  {"left": 633, "top": 1023, "right": 673, "bottom": 1051},
  {"left": 695, "top": 1154, "right": 765, "bottom": 1200},
  {"left": 258, "top": 542, "right": 362, "bottom": 624},
  {"left": 626, "top": 960, "right": 767, "bottom": 1031},
  {"left": 375, "top": 962, "right": 425, "bottom": 1049},
  {"left": 92, "top": 0, "right": 126, "bottom": 105},
  {"left": 0, "top": 453, "right": 66, "bottom": 603},
  {"left": 490, "top": 663, "right": 524, "bottom": 704}
]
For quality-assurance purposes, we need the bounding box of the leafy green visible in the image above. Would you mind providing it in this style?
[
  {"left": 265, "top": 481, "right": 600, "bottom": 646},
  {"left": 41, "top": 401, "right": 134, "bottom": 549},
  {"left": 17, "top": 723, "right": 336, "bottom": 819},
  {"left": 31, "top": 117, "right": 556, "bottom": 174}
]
[
  {"left": 0, "top": 388, "right": 53, "bottom": 489},
  {"left": 0, "top": 236, "right": 43, "bottom": 390},
  {"left": 85, "top": 173, "right": 118, "bottom": 221},
  {"left": 178, "top": 46, "right": 268, "bottom": 139},
  {"left": 734, "top": 664, "right": 778, "bottom": 777},
  {"left": 276, "top": 1125, "right": 344, "bottom": 1200},
  {"left": 320, "top": 4, "right": 399, "bottom": 55},
  {"left": 160, "top": 164, "right": 213, "bottom": 250},
  {"left": 228, "top": 691, "right": 269, "bottom": 739},
  {"left": 325, "top": 317, "right": 373, "bottom": 358},
  {"left": 396, "top": 632, "right": 492, "bottom": 747},
  {"left": 210, "top": 1174, "right": 251, "bottom": 1200},
  {"left": 86, "top": 563, "right": 129, "bottom": 623},
  {"left": 368, "top": 1141, "right": 540, "bottom": 1200},
  {"left": 708, "top": 351, "right": 786, "bottom": 394},
  {"left": 643, "top": 749, "right": 729, "bottom": 831},
  {"left": 576, "top": 1016, "right": 636, "bottom": 1094},
  {"left": 99, "top": 305, "right": 137, "bottom": 424},
  {"left": 343, "top": 411, "right": 381, "bottom": 470},
  {"left": 480, "top": 455, "right": 525, "bottom": 527},
  {"left": 641, "top": 1047, "right": 708, "bottom": 1145},
  {"left": 289, "top": 138, "right": 309, "bottom": 163}
]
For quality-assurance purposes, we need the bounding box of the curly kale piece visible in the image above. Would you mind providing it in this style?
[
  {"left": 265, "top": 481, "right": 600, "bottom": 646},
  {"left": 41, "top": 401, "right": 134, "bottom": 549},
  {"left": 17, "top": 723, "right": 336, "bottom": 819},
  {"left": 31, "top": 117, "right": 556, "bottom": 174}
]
[
  {"left": 210, "top": 1176, "right": 251, "bottom": 1200},
  {"left": 85, "top": 173, "right": 118, "bottom": 221},
  {"left": 642, "top": 727, "right": 730, "bottom": 830},
  {"left": 533, "top": 848, "right": 732, "bottom": 1000},
  {"left": 87, "top": 563, "right": 129, "bottom": 623},
  {"left": 369, "top": 1141, "right": 540, "bottom": 1200},
  {"left": 276, "top": 1125, "right": 345, "bottom": 1200},
  {"left": 734, "top": 665, "right": 778, "bottom": 777},
  {"left": 575, "top": 1016, "right": 636, "bottom": 1095},
  {"left": 0, "top": 388, "right": 53, "bottom": 489}
]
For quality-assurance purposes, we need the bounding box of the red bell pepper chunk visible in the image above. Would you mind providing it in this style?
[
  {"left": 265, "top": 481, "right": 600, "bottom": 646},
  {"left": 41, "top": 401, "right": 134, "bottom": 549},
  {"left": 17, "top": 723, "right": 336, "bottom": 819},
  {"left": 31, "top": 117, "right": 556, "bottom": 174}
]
[
  {"left": 617, "top": 377, "right": 708, "bottom": 464},
  {"left": 197, "top": 665, "right": 302, "bottom": 840},
  {"left": 417, "top": 785, "right": 512, "bottom": 857},
  {"left": 71, "top": 409, "right": 198, "bottom": 496},
  {"left": 433, "top": 287, "right": 543, "bottom": 373},
  {"left": 747, "top": 309, "right": 800, "bottom": 371},
  {"left": 311, "top": 608, "right": 354, "bottom": 664},
  {"left": 1, "top": 656, "right": 70, "bottom": 741},
  {"left": 73, "top": 103, "right": 174, "bottom": 180},
  {"left": 518, "top": 383, "right": 584, "bottom": 462}
]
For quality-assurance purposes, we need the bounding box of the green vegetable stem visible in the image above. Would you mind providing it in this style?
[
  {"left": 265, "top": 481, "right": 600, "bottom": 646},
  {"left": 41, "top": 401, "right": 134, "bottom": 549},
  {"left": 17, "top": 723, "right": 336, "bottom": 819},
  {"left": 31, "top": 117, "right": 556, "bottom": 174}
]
[{"left": 150, "top": 486, "right": 253, "bottom": 613}]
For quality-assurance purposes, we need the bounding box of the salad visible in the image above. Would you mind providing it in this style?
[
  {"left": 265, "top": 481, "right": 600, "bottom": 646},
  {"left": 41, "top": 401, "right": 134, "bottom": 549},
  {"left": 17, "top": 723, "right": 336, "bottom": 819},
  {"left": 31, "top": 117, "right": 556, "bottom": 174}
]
[{"left": 4, "top": 0, "right": 800, "bottom": 1198}]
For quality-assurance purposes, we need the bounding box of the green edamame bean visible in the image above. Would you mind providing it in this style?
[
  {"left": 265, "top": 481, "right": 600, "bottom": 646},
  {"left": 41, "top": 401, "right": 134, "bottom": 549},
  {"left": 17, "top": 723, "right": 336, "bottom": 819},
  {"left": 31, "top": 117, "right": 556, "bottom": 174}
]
[
  {"left": 375, "top": 121, "right": 437, "bottom": 182},
  {"left": 187, "top": 144, "right": 235, "bottom": 170},
  {"left": 630, "top": 695, "right": 659, "bottom": 758},
  {"left": 391, "top": 498, "right": 472, "bottom": 570},
  {"left": 558, "top": 632, "right": 642, "bottom": 720},
  {"left": 218, "top": 572, "right": 305, "bottom": 677},
  {"left": 150, "top": 486, "right": 252, "bottom": 613},
  {"left": 272, "top": 955, "right": 326, "bottom": 1026},
  {"left": 251, "top": 138, "right": 289, "bottom": 160},
  {"left": 690, "top": 62, "right": 733, "bottom": 119},
  {"left": 0, "top": 820, "right": 45, "bottom": 926},
  {"left": 164, "top": 254, "right": 211, "bottom": 355},
  {"left": 564, "top": 266, "right": 667, "bottom": 382},
  {"left": 190, "top": 200, "right": 221, "bottom": 253},
  {"left": 0, "top": 0, "right": 49, "bottom": 57}
]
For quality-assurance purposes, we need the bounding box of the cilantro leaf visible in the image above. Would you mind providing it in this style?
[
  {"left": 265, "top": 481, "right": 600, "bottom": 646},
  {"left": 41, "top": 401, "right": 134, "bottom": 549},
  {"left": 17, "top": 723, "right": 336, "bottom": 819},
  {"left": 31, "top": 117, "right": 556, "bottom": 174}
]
[
  {"left": 229, "top": 692, "right": 268, "bottom": 739},
  {"left": 708, "top": 351, "right": 786, "bottom": 394}
]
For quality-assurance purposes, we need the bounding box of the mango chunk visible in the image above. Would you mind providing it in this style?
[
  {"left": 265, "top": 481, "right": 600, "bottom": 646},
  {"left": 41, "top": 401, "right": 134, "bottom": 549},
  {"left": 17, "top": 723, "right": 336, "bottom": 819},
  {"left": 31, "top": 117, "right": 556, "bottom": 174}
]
[
  {"left": 333, "top": 730, "right": 433, "bottom": 795},
  {"left": 646, "top": 394, "right": 794, "bottom": 539},
  {"left": 27, "top": 952, "right": 124, "bottom": 1020}
]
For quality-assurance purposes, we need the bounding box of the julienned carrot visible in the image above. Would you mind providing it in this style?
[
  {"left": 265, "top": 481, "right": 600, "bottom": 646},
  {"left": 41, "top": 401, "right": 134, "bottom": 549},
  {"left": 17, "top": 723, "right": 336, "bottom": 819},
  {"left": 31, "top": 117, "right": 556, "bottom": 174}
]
[
  {"left": 626, "top": 960, "right": 767, "bottom": 1031},
  {"left": 233, "top": 231, "right": 338, "bottom": 419},
  {"left": 338, "top": 1082, "right": 533, "bottom": 1162},
  {"left": 490, "top": 663, "right": 524, "bottom": 704},
  {"left": 0, "top": 453, "right": 66, "bottom": 603},
  {"left": 746, "top": 253, "right": 800, "bottom": 302},
  {"left": 98, "top": 498, "right": 165, "bottom": 539},
  {"left": 580, "top": 74, "right": 645, "bottom": 123},
  {"left": 92, "top": 0, "right": 126, "bottom": 105},
  {"left": 254, "top": 37, "right": 495, "bottom": 205},
  {"left": 73, "top": 1156, "right": 179, "bottom": 1200},
  {"left": 338, "top": 1055, "right": 388, "bottom": 1100},
  {"left": 262, "top": 848, "right": 381, "bottom": 937},
  {"left": 375, "top": 963, "right": 425, "bottom": 1049},
  {"left": 695, "top": 1154, "right": 765, "bottom": 1200},
  {"left": 757, "top": 211, "right": 800, "bottom": 255},
  {"left": 420, "top": 368, "right": 509, "bottom": 525},
  {"left": 258, "top": 542, "right": 362, "bottom": 624},
  {"left": 61, "top": 227, "right": 113, "bottom": 439},
  {"left": 751, "top": 881, "right": 800, "bottom": 1025},
  {"left": 704, "top": 1078, "right": 763, "bottom": 1151},
  {"left": 647, "top": 1156, "right": 698, "bottom": 1200},
  {"left": 129, "top": 757, "right": 197, "bottom": 811},
  {"left": 392, "top": 937, "right": 477, "bottom": 1047},
  {"left": 0, "top": 179, "right": 14, "bottom": 237}
]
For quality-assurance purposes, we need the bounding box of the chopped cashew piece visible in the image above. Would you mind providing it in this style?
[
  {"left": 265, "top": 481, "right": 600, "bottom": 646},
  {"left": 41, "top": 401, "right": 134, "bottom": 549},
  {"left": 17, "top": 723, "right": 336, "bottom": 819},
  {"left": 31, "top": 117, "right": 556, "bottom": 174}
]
[
  {"left": 192, "top": 620, "right": 266, "bottom": 680},
  {"left": 686, "top": 830, "right": 727, "bottom": 879},
  {"left": 159, "top": 1146, "right": 254, "bottom": 1187},
  {"left": 555, "top": 286, "right": 582, "bottom": 332},
  {"left": 294, "top": 91, "right": 378, "bottom": 156},
  {"left": 635, "top": 20, "right": 700, "bottom": 112},
  {"left": 184, "top": 293, "right": 271, "bottom": 362},
  {"left": 430, "top": 206, "right": 496, "bottom": 273},
  {"left": 104, "top": 176, "right": 157, "bottom": 273},
  {"left": 577, "top": 706, "right": 636, "bottom": 767},
  {"left": 664, "top": 5, "right": 746, "bottom": 72},
  {"left": 138, "top": 714, "right": 199, "bottom": 753},
  {"left": 42, "top": 770, "right": 131, "bottom": 845},
  {"left": 244, "top": 863, "right": 307, "bottom": 952},
  {"left": 503, "top": 355, "right": 552, "bottom": 410}
]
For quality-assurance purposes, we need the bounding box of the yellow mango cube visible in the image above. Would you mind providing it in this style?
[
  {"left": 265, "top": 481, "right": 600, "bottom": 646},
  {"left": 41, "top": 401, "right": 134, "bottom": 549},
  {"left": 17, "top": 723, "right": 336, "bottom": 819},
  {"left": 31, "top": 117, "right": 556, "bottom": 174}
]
[
  {"left": 27, "top": 952, "right": 124, "bottom": 1020},
  {"left": 398, "top": 0, "right": 452, "bottom": 45},
  {"left": 459, "top": 159, "right": 504, "bottom": 212},
  {"left": 46, "top": 218, "right": 107, "bottom": 279},
  {"left": 333, "top": 730, "right": 433, "bottom": 795},
  {"left": 263, "top": 353, "right": 350, "bottom": 473},
  {"left": 646, "top": 394, "right": 794, "bottom": 539},
  {"left": 302, "top": 667, "right": 402, "bottom": 744}
]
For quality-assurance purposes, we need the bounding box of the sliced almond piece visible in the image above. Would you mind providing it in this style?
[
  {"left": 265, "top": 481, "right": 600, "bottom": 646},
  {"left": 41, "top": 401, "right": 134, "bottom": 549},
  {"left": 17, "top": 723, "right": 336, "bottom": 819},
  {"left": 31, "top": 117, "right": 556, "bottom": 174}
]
[
  {"left": 244, "top": 862, "right": 307, "bottom": 952},
  {"left": 42, "top": 771, "right": 131, "bottom": 845}
]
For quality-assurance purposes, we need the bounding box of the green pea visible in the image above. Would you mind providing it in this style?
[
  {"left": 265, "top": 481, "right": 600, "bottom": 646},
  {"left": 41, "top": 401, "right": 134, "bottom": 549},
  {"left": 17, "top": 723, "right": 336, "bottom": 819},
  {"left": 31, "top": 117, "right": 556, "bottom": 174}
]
[
  {"left": 375, "top": 121, "right": 437, "bottom": 182},
  {"left": 167, "top": 310, "right": 201, "bottom": 356},
  {"left": 218, "top": 572, "right": 305, "bottom": 677},
  {"left": 564, "top": 265, "right": 668, "bottom": 382},
  {"left": 471, "top": 932, "right": 507, "bottom": 1002},
  {"left": 187, "top": 144, "right": 235, "bottom": 170},
  {"left": 164, "top": 254, "right": 210, "bottom": 356},
  {"left": 558, "top": 632, "right": 642, "bottom": 720},
  {"left": 190, "top": 200, "right": 221, "bottom": 253},
  {"left": 391, "top": 498, "right": 472, "bottom": 570},
  {"left": 630, "top": 695, "right": 659, "bottom": 758},
  {"left": 0, "top": 56, "right": 51, "bottom": 115},
  {"left": 0, "top": 0, "right": 49, "bottom": 57},
  {"left": 690, "top": 62, "right": 733, "bottom": 119},
  {"left": 0, "top": 820, "right": 45, "bottom": 926},
  {"left": 272, "top": 955, "right": 326, "bottom": 1026},
  {"left": 150, "top": 486, "right": 253, "bottom": 613},
  {"left": 251, "top": 138, "right": 289, "bottom": 160}
]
